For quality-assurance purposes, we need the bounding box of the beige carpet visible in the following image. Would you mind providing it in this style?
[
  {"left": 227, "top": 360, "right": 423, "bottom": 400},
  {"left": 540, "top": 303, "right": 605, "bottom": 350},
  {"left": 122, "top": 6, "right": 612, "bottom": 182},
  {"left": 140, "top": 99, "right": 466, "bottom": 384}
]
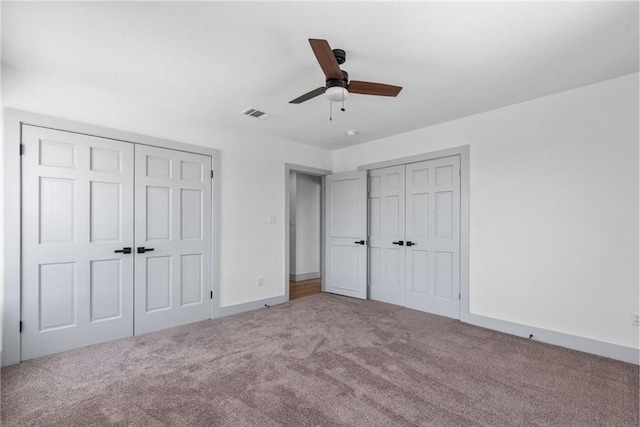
[{"left": 2, "top": 293, "right": 638, "bottom": 426}]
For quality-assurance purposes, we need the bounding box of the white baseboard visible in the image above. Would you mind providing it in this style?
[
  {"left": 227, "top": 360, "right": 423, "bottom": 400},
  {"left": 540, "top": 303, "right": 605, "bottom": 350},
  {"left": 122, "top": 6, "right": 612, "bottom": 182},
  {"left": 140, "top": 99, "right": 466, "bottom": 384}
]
[
  {"left": 462, "top": 312, "right": 639, "bottom": 365},
  {"left": 215, "top": 296, "right": 639, "bottom": 364},
  {"left": 290, "top": 272, "right": 321, "bottom": 282},
  {"left": 218, "top": 295, "right": 288, "bottom": 318}
]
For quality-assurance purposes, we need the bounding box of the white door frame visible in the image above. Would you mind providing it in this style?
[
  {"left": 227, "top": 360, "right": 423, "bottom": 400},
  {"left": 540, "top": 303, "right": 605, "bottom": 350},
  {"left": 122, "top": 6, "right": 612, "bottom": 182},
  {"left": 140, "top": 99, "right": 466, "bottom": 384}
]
[
  {"left": 2, "top": 109, "right": 221, "bottom": 367},
  {"left": 284, "top": 164, "right": 331, "bottom": 301},
  {"left": 358, "top": 145, "right": 470, "bottom": 321}
]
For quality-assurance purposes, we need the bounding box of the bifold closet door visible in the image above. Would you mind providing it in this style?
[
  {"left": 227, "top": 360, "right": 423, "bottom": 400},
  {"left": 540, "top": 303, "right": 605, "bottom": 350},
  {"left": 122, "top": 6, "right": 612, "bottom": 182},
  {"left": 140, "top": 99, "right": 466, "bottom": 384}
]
[
  {"left": 368, "top": 165, "right": 406, "bottom": 306},
  {"left": 21, "top": 125, "right": 134, "bottom": 360},
  {"left": 405, "top": 156, "right": 461, "bottom": 318},
  {"left": 134, "top": 144, "right": 212, "bottom": 334}
]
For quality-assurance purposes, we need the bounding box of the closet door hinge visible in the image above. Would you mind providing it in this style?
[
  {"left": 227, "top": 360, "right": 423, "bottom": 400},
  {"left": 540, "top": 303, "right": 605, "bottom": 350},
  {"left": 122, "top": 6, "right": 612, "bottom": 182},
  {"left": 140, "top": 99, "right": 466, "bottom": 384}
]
[
  {"left": 459, "top": 293, "right": 461, "bottom": 300},
  {"left": 19, "top": 321, "right": 23, "bottom": 333},
  {"left": 20, "top": 144, "right": 25, "bottom": 155},
  {"left": 210, "top": 291, "right": 213, "bottom": 299},
  {"left": 211, "top": 170, "right": 214, "bottom": 179}
]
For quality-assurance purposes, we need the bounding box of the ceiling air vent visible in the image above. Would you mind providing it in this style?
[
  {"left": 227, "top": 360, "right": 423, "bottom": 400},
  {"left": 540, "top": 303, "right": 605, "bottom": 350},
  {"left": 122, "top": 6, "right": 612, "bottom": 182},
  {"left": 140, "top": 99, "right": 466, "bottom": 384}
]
[{"left": 241, "top": 108, "right": 272, "bottom": 120}]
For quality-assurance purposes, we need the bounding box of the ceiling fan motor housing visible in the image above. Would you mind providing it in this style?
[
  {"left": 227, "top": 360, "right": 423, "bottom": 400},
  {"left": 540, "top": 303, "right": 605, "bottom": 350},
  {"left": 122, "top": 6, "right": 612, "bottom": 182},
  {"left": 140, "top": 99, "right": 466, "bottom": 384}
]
[{"left": 327, "top": 70, "right": 349, "bottom": 89}]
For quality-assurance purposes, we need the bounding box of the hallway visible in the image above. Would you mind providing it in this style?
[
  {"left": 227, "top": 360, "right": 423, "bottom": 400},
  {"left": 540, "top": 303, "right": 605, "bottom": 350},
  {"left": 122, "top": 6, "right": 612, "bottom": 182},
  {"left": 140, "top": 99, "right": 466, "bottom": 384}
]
[{"left": 289, "top": 278, "right": 322, "bottom": 300}]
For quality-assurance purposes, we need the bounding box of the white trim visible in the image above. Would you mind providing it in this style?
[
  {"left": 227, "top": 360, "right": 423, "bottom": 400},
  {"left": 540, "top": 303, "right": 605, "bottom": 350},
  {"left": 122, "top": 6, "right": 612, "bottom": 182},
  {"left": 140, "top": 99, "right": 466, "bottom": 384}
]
[
  {"left": 211, "top": 147, "right": 221, "bottom": 320},
  {"left": 3, "top": 110, "right": 22, "bottom": 367},
  {"left": 289, "top": 172, "right": 297, "bottom": 282},
  {"left": 2, "top": 109, "right": 221, "bottom": 366},
  {"left": 358, "top": 146, "right": 469, "bottom": 171},
  {"left": 284, "top": 163, "right": 330, "bottom": 302},
  {"left": 218, "top": 295, "right": 288, "bottom": 318},
  {"left": 465, "top": 312, "right": 639, "bottom": 365},
  {"left": 290, "top": 272, "right": 321, "bottom": 282}
]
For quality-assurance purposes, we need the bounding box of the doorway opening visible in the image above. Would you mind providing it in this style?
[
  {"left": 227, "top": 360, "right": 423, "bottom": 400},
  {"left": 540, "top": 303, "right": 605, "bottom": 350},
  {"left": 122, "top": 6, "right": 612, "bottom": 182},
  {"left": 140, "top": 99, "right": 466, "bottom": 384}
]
[
  {"left": 284, "top": 164, "right": 330, "bottom": 301},
  {"left": 289, "top": 172, "right": 322, "bottom": 299}
]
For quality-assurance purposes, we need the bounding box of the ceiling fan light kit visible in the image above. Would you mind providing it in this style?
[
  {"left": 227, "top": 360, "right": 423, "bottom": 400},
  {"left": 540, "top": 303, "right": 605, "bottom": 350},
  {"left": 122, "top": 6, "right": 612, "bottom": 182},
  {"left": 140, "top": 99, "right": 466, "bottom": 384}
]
[
  {"left": 325, "top": 86, "right": 348, "bottom": 102},
  {"left": 289, "top": 38, "right": 403, "bottom": 114}
]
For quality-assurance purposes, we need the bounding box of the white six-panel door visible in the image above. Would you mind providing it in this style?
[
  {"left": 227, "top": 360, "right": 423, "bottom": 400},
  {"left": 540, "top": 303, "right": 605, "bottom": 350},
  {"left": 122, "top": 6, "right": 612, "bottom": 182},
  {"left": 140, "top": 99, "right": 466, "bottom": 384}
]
[
  {"left": 22, "top": 126, "right": 135, "bottom": 360},
  {"left": 134, "top": 144, "right": 212, "bottom": 334},
  {"left": 324, "top": 171, "right": 367, "bottom": 299},
  {"left": 368, "top": 165, "right": 406, "bottom": 306},
  {"left": 368, "top": 156, "right": 461, "bottom": 319},
  {"left": 21, "top": 126, "right": 213, "bottom": 360}
]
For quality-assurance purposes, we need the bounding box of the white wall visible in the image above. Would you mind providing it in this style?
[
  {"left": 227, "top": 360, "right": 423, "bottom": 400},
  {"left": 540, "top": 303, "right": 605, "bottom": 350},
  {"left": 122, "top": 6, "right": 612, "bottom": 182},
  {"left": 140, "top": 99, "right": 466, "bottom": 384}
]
[
  {"left": 294, "top": 173, "right": 321, "bottom": 277},
  {"left": 1, "top": 65, "right": 333, "bottom": 310},
  {"left": 334, "top": 73, "right": 639, "bottom": 350}
]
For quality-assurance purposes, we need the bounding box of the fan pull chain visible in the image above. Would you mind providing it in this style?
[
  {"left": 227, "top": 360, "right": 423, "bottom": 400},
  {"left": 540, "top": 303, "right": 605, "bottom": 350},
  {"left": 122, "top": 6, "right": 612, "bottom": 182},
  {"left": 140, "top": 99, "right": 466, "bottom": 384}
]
[
  {"left": 329, "top": 101, "right": 332, "bottom": 121},
  {"left": 341, "top": 89, "right": 345, "bottom": 112}
]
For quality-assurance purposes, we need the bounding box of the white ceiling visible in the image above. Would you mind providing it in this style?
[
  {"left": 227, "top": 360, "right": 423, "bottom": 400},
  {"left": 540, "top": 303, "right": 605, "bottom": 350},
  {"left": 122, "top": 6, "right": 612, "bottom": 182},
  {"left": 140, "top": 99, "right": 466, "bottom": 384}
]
[{"left": 2, "top": 1, "right": 638, "bottom": 150}]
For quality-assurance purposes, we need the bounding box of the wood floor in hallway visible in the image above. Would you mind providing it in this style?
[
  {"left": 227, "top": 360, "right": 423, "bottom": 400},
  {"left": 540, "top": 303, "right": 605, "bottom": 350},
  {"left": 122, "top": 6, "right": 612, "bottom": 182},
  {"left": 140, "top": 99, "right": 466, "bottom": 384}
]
[{"left": 289, "top": 278, "right": 322, "bottom": 300}]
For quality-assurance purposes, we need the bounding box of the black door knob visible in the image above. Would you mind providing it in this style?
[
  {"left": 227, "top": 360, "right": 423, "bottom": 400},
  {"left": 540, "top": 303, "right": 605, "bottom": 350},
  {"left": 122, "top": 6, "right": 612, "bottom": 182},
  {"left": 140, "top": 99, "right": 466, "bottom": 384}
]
[
  {"left": 406, "top": 241, "right": 416, "bottom": 247},
  {"left": 137, "top": 247, "right": 155, "bottom": 253},
  {"left": 114, "top": 247, "right": 132, "bottom": 254},
  {"left": 354, "top": 240, "right": 365, "bottom": 245},
  {"left": 392, "top": 241, "right": 404, "bottom": 246}
]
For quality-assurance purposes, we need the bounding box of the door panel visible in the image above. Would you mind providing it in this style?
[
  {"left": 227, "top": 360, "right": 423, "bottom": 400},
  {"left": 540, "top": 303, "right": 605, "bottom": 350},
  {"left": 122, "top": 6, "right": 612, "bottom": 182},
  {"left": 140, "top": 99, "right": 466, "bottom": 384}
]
[
  {"left": 90, "top": 259, "right": 122, "bottom": 321},
  {"left": 21, "top": 125, "right": 134, "bottom": 360},
  {"left": 405, "top": 156, "right": 461, "bottom": 318},
  {"left": 90, "top": 181, "right": 122, "bottom": 242},
  {"left": 134, "top": 145, "right": 212, "bottom": 334},
  {"left": 368, "top": 166, "right": 405, "bottom": 305},
  {"left": 324, "top": 171, "right": 367, "bottom": 299},
  {"left": 181, "top": 254, "right": 203, "bottom": 305}
]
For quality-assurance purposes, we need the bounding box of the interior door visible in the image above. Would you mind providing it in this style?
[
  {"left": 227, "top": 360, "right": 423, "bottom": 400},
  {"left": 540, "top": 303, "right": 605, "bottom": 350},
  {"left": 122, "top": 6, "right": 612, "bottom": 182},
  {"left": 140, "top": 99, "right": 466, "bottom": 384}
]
[
  {"left": 134, "top": 144, "right": 212, "bottom": 334},
  {"left": 324, "top": 171, "right": 367, "bottom": 299},
  {"left": 405, "top": 156, "right": 461, "bottom": 318},
  {"left": 368, "top": 165, "right": 406, "bottom": 305},
  {"left": 21, "top": 125, "right": 134, "bottom": 360}
]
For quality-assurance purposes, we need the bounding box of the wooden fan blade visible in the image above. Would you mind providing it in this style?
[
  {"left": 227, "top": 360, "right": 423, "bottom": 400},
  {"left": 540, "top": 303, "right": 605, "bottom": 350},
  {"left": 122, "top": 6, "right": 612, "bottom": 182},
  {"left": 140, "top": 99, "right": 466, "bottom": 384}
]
[
  {"left": 289, "top": 87, "right": 326, "bottom": 104},
  {"left": 309, "top": 39, "right": 343, "bottom": 80},
  {"left": 348, "top": 81, "right": 403, "bottom": 97}
]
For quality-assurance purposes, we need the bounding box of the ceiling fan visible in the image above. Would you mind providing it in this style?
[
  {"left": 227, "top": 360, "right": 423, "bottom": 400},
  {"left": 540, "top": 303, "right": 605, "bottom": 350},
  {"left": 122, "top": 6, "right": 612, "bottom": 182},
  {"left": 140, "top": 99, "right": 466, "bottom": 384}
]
[{"left": 289, "top": 39, "right": 403, "bottom": 105}]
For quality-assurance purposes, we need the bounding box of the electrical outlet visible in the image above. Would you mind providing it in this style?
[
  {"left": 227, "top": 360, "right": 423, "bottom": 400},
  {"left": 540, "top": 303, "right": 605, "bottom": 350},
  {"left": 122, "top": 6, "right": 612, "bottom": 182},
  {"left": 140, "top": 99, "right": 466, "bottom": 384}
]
[
  {"left": 257, "top": 276, "right": 264, "bottom": 286},
  {"left": 632, "top": 312, "right": 639, "bottom": 327}
]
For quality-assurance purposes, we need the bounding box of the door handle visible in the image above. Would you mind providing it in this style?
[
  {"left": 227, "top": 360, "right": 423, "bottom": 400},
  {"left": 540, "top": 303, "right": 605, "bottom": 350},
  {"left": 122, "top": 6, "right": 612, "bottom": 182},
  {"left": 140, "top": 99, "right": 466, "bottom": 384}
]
[
  {"left": 406, "top": 241, "right": 416, "bottom": 247},
  {"left": 354, "top": 240, "right": 366, "bottom": 245},
  {"left": 114, "top": 247, "right": 132, "bottom": 254},
  {"left": 392, "top": 241, "right": 404, "bottom": 246},
  {"left": 137, "top": 247, "right": 155, "bottom": 253}
]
